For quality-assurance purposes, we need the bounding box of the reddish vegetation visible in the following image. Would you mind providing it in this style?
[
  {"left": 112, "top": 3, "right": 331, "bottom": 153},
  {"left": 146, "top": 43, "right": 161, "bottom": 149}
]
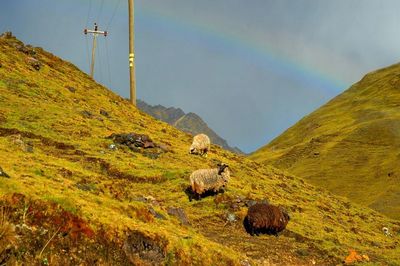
[
  {"left": 0, "top": 193, "right": 174, "bottom": 265},
  {"left": 344, "top": 249, "right": 370, "bottom": 265}
]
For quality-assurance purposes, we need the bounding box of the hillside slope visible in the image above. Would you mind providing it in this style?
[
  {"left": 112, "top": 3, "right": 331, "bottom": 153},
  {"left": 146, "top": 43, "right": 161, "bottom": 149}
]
[
  {"left": 137, "top": 100, "right": 243, "bottom": 154},
  {"left": 251, "top": 63, "right": 400, "bottom": 220},
  {"left": 0, "top": 33, "right": 399, "bottom": 265}
]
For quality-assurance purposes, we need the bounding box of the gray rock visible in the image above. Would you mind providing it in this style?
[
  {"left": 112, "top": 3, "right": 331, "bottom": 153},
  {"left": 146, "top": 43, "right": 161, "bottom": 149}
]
[
  {"left": 167, "top": 207, "right": 190, "bottom": 225},
  {"left": 80, "top": 110, "right": 93, "bottom": 118},
  {"left": 26, "top": 57, "right": 41, "bottom": 70},
  {"left": 0, "top": 166, "right": 10, "bottom": 178},
  {"left": 148, "top": 207, "right": 166, "bottom": 220},
  {"left": 66, "top": 86, "right": 76, "bottom": 93},
  {"left": 226, "top": 213, "right": 237, "bottom": 223},
  {"left": 100, "top": 109, "right": 110, "bottom": 118},
  {"left": 108, "top": 144, "right": 117, "bottom": 150}
]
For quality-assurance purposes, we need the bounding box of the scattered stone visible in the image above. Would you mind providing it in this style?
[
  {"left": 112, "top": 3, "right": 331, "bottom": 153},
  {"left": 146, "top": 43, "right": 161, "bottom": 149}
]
[
  {"left": 226, "top": 213, "right": 237, "bottom": 223},
  {"left": 100, "top": 109, "right": 110, "bottom": 118},
  {"left": 0, "top": 31, "right": 13, "bottom": 39},
  {"left": 107, "top": 132, "right": 159, "bottom": 150},
  {"left": 25, "top": 142, "right": 34, "bottom": 153},
  {"left": 123, "top": 231, "right": 166, "bottom": 265},
  {"left": 80, "top": 110, "right": 93, "bottom": 119},
  {"left": 66, "top": 86, "right": 76, "bottom": 93},
  {"left": 167, "top": 207, "right": 190, "bottom": 225},
  {"left": 0, "top": 166, "right": 10, "bottom": 178},
  {"left": 26, "top": 57, "right": 41, "bottom": 70},
  {"left": 108, "top": 144, "right": 117, "bottom": 150},
  {"left": 16, "top": 44, "right": 36, "bottom": 56},
  {"left": 245, "top": 200, "right": 257, "bottom": 207},
  {"left": 144, "top": 195, "right": 155, "bottom": 202},
  {"left": 148, "top": 207, "right": 166, "bottom": 220}
]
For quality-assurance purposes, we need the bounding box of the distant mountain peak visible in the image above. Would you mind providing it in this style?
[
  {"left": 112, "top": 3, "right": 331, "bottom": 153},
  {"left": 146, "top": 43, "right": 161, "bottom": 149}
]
[{"left": 137, "top": 100, "right": 243, "bottom": 154}]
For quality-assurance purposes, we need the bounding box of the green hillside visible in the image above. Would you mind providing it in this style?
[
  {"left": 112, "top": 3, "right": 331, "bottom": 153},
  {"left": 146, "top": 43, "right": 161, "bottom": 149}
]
[
  {"left": 251, "top": 62, "right": 400, "bottom": 221},
  {"left": 0, "top": 33, "right": 399, "bottom": 265}
]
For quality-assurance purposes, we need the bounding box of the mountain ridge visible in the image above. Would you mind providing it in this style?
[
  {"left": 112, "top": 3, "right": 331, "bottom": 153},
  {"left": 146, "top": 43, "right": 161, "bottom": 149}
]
[
  {"left": 137, "top": 99, "right": 243, "bottom": 154},
  {"left": 251, "top": 62, "right": 400, "bottom": 220}
]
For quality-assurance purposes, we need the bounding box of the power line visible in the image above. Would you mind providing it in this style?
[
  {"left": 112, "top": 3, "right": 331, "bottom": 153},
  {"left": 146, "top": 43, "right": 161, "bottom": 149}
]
[
  {"left": 106, "top": 0, "right": 123, "bottom": 30},
  {"left": 85, "top": 0, "right": 92, "bottom": 28},
  {"left": 96, "top": 0, "right": 105, "bottom": 23}
]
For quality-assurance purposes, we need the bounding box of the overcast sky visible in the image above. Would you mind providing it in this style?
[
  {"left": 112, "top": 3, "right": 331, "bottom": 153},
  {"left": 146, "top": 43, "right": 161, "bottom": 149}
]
[{"left": 1, "top": 0, "right": 400, "bottom": 153}]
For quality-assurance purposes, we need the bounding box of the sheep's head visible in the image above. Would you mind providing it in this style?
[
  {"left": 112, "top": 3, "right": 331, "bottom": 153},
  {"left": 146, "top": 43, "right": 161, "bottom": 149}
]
[
  {"left": 217, "top": 163, "right": 229, "bottom": 174},
  {"left": 279, "top": 207, "right": 290, "bottom": 222},
  {"left": 189, "top": 145, "right": 197, "bottom": 154}
]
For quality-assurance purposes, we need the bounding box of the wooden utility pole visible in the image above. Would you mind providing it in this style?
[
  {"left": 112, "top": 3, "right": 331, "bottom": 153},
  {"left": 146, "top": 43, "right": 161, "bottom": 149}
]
[
  {"left": 128, "top": 0, "right": 136, "bottom": 105},
  {"left": 84, "top": 23, "right": 108, "bottom": 78}
]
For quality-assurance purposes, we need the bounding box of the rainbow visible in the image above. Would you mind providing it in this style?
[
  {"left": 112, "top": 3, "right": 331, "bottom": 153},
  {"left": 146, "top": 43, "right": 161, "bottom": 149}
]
[{"left": 135, "top": 6, "right": 346, "bottom": 94}]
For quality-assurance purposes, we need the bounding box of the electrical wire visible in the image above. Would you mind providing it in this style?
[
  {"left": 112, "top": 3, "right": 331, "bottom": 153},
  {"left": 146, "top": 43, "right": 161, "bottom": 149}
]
[
  {"left": 96, "top": 0, "right": 105, "bottom": 24},
  {"left": 106, "top": 0, "right": 122, "bottom": 30},
  {"left": 86, "top": 0, "right": 92, "bottom": 28}
]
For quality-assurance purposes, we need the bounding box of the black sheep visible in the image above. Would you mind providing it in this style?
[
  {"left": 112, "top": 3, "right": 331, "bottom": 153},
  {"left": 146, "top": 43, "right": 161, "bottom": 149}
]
[{"left": 243, "top": 203, "right": 290, "bottom": 236}]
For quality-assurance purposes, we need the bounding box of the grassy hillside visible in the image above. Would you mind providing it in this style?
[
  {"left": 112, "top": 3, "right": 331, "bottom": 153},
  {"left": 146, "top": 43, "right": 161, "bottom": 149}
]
[
  {"left": 0, "top": 33, "right": 399, "bottom": 265},
  {"left": 251, "top": 62, "right": 400, "bottom": 221}
]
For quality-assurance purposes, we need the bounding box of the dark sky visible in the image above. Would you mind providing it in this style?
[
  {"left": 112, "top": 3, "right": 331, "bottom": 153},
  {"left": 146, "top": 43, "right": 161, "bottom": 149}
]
[{"left": 1, "top": 0, "right": 400, "bottom": 153}]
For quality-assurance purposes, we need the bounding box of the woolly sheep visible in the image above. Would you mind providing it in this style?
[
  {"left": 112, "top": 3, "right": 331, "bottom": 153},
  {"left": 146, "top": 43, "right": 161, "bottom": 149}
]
[
  {"left": 382, "top": 227, "right": 392, "bottom": 237},
  {"left": 244, "top": 203, "right": 290, "bottom": 236},
  {"left": 189, "top": 163, "right": 230, "bottom": 200},
  {"left": 189, "top": 134, "right": 210, "bottom": 156}
]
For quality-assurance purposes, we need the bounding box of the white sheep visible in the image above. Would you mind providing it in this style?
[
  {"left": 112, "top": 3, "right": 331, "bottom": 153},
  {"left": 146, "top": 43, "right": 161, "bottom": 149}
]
[
  {"left": 189, "top": 163, "right": 230, "bottom": 200},
  {"left": 189, "top": 134, "right": 210, "bottom": 157},
  {"left": 382, "top": 227, "right": 392, "bottom": 237}
]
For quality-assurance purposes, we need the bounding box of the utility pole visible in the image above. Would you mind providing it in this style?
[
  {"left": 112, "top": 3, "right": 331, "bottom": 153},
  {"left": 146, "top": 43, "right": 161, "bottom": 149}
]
[
  {"left": 128, "top": 0, "right": 136, "bottom": 105},
  {"left": 84, "top": 23, "right": 108, "bottom": 78}
]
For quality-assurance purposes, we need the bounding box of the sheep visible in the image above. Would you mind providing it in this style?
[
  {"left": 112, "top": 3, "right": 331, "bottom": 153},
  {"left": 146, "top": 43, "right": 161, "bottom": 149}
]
[
  {"left": 382, "top": 227, "right": 392, "bottom": 237},
  {"left": 189, "top": 134, "right": 210, "bottom": 157},
  {"left": 189, "top": 163, "right": 230, "bottom": 200},
  {"left": 243, "top": 203, "right": 290, "bottom": 236}
]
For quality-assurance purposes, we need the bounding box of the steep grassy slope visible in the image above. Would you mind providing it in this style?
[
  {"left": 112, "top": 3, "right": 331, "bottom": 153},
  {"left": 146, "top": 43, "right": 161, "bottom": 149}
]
[
  {"left": 0, "top": 33, "right": 399, "bottom": 265},
  {"left": 251, "top": 63, "right": 400, "bottom": 220},
  {"left": 137, "top": 100, "right": 243, "bottom": 154}
]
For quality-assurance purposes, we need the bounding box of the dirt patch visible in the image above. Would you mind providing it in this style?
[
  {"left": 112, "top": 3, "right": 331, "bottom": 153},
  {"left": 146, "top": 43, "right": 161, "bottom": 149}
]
[
  {"left": 85, "top": 156, "right": 167, "bottom": 183},
  {"left": 0, "top": 127, "right": 75, "bottom": 150},
  {"left": 123, "top": 231, "right": 167, "bottom": 265},
  {"left": 196, "top": 217, "right": 340, "bottom": 266}
]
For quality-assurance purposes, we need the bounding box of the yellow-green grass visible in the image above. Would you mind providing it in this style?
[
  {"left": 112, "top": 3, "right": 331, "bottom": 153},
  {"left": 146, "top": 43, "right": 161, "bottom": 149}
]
[
  {"left": 251, "top": 62, "right": 400, "bottom": 221},
  {"left": 0, "top": 34, "right": 399, "bottom": 265}
]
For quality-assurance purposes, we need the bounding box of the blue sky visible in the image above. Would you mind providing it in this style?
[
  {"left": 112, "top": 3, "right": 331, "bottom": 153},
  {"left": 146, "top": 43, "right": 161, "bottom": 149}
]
[{"left": 1, "top": 0, "right": 400, "bottom": 152}]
